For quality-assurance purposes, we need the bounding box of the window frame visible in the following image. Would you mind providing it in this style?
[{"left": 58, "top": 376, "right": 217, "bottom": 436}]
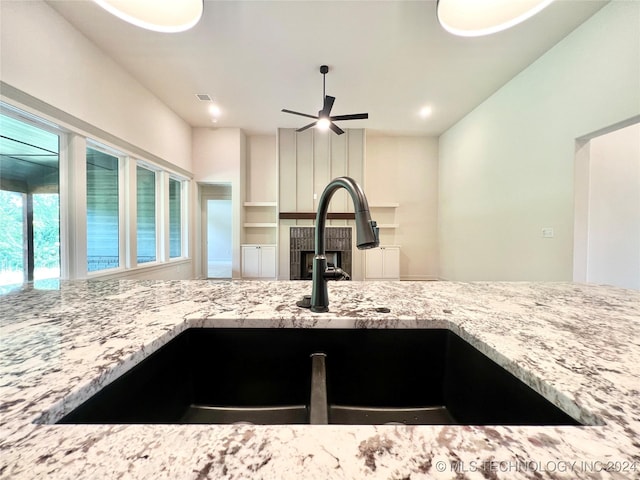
[
  {"left": 135, "top": 161, "right": 160, "bottom": 267},
  {"left": 0, "top": 104, "right": 65, "bottom": 284},
  {"left": 168, "top": 174, "right": 188, "bottom": 261},
  {"left": 85, "top": 141, "right": 126, "bottom": 276},
  {"left": 1, "top": 102, "right": 192, "bottom": 283}
]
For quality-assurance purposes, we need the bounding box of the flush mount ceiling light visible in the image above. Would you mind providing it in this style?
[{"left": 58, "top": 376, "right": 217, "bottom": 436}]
[
  {"left": 437, "top": 0, "right": 554, "bottom": 37},
  {"left": 93, "top": 0, "right": 203, "bottom": 33}
]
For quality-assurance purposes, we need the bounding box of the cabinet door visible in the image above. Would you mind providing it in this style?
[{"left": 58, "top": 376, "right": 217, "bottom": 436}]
[
  {"left": 242, "top": 246, "right": 261, "bottom": 278},
  {"left": 382, "top": 247, "right": 400, "bottom": 280},
  {"left": 260, "top": 246, "right": 276, "bottom": 278},
  {"left": 365, "top": 248, "right": 384, "bottom": 279}
]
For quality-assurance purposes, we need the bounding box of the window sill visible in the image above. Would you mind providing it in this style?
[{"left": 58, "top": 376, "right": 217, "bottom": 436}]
[{"left": 86, "top": 258, "right": 192, "bottom": 280}]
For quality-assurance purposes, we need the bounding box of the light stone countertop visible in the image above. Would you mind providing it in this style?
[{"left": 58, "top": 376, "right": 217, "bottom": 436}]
[{"left": 0, "top": 280, "right": 639, "bottom": 479}]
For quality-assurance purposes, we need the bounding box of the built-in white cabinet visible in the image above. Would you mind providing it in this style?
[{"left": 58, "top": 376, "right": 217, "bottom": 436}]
[
  {"left": 365, "top": 246, "right": 400, "bottom": 280},
  {"left": 242, "top": 244, "right": 276, "bottom": 279}
]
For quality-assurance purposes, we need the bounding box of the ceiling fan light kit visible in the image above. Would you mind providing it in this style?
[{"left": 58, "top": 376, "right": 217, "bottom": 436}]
[
  {"left": 437, "top": 0, "right": 555, "bottom": 37},
  {"left": 282, "top": 65, "right": 369, "bottom": 135}
]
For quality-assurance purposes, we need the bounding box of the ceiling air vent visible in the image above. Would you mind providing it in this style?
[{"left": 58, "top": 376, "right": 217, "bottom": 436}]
[{"left": 195, "top": 93, "right": 212, "bottom": 101}]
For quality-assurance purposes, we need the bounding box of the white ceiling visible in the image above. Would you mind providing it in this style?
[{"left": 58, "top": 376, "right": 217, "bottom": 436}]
[{"left": 47, "top": 0, "right": 608, "bottom": 136}]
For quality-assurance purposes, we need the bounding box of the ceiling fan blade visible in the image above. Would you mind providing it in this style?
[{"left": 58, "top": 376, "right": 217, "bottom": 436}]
[
  {"left": 320, "top": 95, "right": 335, "bottom": 117},
  {"left": 328, "top": 122, "right": 344, "bottom": 135},
  {"left": 282, "top": 109, "right": 319, "bottom": 120},
  {"left": 330, "top": 113, "right": 369, "bottom": 121},
  {"left": 297, "top": 121, "right": 317, "bottom": 132}
]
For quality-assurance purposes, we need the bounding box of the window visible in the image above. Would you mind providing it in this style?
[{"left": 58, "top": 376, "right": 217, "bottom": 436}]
[
  {"left": 0, "top": 112, "right": 60, "bottom": 288},
  {"left": 169, "top": 178, "right": 182, "bottom": 258},
  {"left": 1, "top": 106, "right": 191, "bottom": 287},
  {"left": 86, "top": 148, "right": 120, "bottom": 272},
  {"left": 136, "top": 165, "right": 156, "bottom": 264}
]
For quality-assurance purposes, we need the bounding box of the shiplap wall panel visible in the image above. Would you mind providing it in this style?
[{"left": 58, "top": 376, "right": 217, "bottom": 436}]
[
  {"left": 295, "top": 129, "right": 314, "bottom": 212},
  {"left": 346, "top": 129, "right": 365, "bottom": 214},
  {"left": 313, "top": 131, "right": 330, "bottom": 212},
  {"left": 278, "top": 129, "right": 296, "bottom": 212},
  {"left": 329, "top": 131, "right": 348, "bottom": 215}
]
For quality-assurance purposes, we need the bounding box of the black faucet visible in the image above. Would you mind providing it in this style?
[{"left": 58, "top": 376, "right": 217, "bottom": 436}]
[{"left": 297, "top": 177, "right": 379, "bottom": 312}]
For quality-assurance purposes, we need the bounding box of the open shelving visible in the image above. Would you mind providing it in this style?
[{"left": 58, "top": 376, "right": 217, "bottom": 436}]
[{"left": 370, "top": 203, "right": 399, "bottom": 229}]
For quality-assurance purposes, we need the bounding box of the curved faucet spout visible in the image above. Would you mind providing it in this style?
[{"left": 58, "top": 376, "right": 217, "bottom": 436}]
[
  {"left": 315, "top": 177, "right": 379, "bottom": 253},
  {"left": 303, "top": 177, "right": 379, "bottom": 313}
]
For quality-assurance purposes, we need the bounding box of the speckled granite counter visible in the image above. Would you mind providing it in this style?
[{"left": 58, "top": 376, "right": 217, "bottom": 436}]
[{"left": 1, "top": 280, "right": 639, "bottom": 479}]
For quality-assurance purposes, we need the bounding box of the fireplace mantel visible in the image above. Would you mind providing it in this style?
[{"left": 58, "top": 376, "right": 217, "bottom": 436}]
[{"left": 279, "top": 212, "right": 355, "bottom": 220}]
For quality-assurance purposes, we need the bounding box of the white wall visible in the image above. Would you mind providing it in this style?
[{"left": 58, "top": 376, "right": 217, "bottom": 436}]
[
  {"left": 583, "top": 123, "right": 640, "bottom": 289},
  {"left": 366, "top": 136, "right": 439, "bottom": 280},
  {"left": 438, "top": 1, "right": 640, "bottom": 281},
  {"left": 192, "top": 127, "right": 246, "bottom": 279},
  {"left": 0, "top": 0, "right": 192, "bottom": 171}
]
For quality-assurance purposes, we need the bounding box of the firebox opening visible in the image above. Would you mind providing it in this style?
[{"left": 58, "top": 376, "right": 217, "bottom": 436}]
[
  {"left": 289, "top": 227, "right": 352, "bottom": 280},
  {"left": 300, "top": 251, "right": 344, "bottom": 280}
]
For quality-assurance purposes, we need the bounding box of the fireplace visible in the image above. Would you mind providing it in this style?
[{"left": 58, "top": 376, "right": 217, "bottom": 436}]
[
  {"left": 290, "top": 227, "right": 352, "bottom": 280},
  {"left": 299, "top": 251, "right": 343, "bottom": 280}
]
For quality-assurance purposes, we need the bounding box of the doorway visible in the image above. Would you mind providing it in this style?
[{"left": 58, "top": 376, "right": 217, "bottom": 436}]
[
  {"left": 574, "top": 120, "right": 640, "bottom": 290},
  {"left": 201, "top": 184, "right": 232, "bottom": 279}
]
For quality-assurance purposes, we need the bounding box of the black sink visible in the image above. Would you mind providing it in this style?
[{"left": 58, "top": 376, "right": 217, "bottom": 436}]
[{"left": 57, "top": 328, "right": 581, "bottom": 426}]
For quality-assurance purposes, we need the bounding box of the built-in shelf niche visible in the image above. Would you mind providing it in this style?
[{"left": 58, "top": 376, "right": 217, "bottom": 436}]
[
  {"left": 370, "top": 203, "right": 400, "bottom": 208},
  {"left": 370, "top": 203, "right": 399, "bottom": 229},
  {"left": 243, "top": 223, "right": 278, "bottom": 228},
  {"left": 244, "top": 201, "right": 277, "bottom": 207},
  {"left": 244, "top": 134, "right": 278, "bottom": 245},
  {"left": 243, "top": 202, "right": 277, "bottom": 244}
]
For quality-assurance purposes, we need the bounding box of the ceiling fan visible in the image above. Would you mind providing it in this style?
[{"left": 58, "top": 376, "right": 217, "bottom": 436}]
[{"left": 282, "top": 65, "right": 368, "bottom": 135}]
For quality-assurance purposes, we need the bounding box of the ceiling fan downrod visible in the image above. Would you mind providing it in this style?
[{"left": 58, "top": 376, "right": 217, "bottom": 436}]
[{"left": 320, "top": 65, "right": 328, "bottom": 106}]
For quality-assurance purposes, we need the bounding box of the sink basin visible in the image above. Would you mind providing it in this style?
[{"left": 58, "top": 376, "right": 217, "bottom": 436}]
[{"left": 57, "top": 328, "right": 581, "bottom": 426}]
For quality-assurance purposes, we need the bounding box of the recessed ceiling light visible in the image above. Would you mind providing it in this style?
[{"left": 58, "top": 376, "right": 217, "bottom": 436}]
[
  {"left": 437, "top": 0, "right": 554, "bottom": 37},
  {"left": 419, "top": 106, "right": 433, "bottom": 118},
  {"left": 208, "top": 104, "right": 221, "bottom": 117},
  {"left": 93, "top": 0, "right": 203, "bottom": 33}
]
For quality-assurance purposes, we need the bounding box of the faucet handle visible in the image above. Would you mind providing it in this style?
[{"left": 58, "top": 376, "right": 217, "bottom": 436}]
[
  {"left": 323, "top": 267, "right": 350, "bottom": 281},
  {"left": 370, "top": 220, "right": 380, "bottom": 247}
]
